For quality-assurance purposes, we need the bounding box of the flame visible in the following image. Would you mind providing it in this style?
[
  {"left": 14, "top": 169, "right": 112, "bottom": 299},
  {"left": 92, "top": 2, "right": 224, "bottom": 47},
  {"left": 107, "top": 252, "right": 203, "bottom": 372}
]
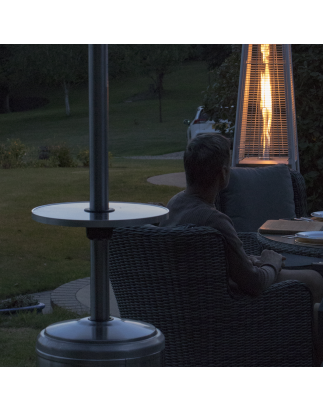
[{"left": 260, "top": 44, "right": 272, "bottom": 159}]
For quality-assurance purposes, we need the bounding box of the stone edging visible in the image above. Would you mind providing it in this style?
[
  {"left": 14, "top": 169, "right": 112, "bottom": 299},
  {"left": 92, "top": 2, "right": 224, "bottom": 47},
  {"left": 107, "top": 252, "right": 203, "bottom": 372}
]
[{"left": 51, "top": 277, "right": 90, "bottom": 316}]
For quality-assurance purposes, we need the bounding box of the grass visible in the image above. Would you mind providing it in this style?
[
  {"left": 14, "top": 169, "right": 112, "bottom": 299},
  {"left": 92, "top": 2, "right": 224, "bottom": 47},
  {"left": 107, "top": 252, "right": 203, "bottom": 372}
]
[
  {"left": 0, "top": 158, "right": 184, "bottom": 300},
  {"left": 0, "top": 307, "right": 82, "bottom": 367},
  {"left": 0, "top": 60, "right": 207, "bottom": 366},
  {"left": 1, "top": 61, "right": 210, "bottom": 156},
  {"left": 0, "top": 159, "right": 184, "bottom": 366}
]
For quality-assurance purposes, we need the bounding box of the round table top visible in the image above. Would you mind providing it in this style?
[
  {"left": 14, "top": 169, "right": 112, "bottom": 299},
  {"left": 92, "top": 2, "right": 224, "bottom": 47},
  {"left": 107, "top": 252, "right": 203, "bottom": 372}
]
[
  {"left": 259, "top": 232, "right": 323, "bottom": 249},
  {"left": 257, "top": 231, "right": 323, "bottom": 258},
  {"left": 32, "top": 201, "right": 169, "bottom": 228}
]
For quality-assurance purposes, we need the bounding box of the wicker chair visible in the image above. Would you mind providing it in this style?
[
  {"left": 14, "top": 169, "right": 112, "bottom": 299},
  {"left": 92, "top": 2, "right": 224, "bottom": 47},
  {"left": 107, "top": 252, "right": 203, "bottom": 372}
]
[
  {"left": 215, "top": 169, "right": 309, "bottom": 224},
  {"left": 215, "top": 168, "right": 308, "bottom": 252},
  {"left": 109, "top": 224, "right": 318, "bottom": 366}
]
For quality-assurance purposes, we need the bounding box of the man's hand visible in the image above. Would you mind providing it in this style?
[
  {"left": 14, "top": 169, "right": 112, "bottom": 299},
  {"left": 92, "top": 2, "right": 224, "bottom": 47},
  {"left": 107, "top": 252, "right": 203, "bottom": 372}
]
[
  {"left": 249, "top": 255, "right": 261, "bottom": 266},
  {"left": 249, "top": 251, "right": 286, "bottom": 269},
  {"left": 259, "top": 249, "right": 285, "bottom": 269}
]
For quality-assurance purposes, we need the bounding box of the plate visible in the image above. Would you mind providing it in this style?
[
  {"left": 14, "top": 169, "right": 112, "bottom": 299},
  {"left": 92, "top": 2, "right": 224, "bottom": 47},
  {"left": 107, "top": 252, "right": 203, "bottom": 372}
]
[
  {"left": 295, "top": 231, "right": 323, "bottom": 245},
  {"left": 311, "top": 211, "right": 323, "bottom": 218}
]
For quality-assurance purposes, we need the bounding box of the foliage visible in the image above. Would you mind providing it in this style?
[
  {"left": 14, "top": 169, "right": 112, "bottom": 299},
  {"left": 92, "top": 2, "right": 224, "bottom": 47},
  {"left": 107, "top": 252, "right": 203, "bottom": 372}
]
[
  {"left": 188, "top": 45, "right": 232, "bottom": 69},
  {"left": 12, "top": 44, "right": 88, "bottom": 87},
  {"left": 0, "top": 140, "right": 79, "bottom": 168},
  {"left": 0, "top": 139, "right": 26, "bottom": 169},
  {"left": 77, "top": 148, "right": 90, "bottom": 167},
  {"left": 135, "top": 45, "right": 190, "bottom": 122},
  {"left": 74, "top": 148, "right": 114, "bottom": 168},
  {"left": 0, "top": 45, "right": 13, "bottom": 113},
  {"left": 203, "top": 47, "right": 241, "bottom": 137},
  {"left": 108, "top": 45, "right": 140, "bottom": 79},
  {"left": 10, "top": 45, "right": 88, "bottom": 115},
  {"left": 0, "top": 294, "right": 39, "bottom": 310},
  {"left": 49, "top": 144, "right": 77, "bottom": 167},
  {"left": 292, "top": 45, "right": 323, "bottom": 213}
]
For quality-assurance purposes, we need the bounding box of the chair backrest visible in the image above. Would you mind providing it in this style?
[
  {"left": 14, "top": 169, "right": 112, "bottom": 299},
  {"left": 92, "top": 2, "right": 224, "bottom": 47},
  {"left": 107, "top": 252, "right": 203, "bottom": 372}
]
[
  {"left": 109, "top": 225, "right": 314, "bottom": 366},
  {"left": 215, "top": 166, "right": 308, "bottom": 232},
  {"left": 289, "top": 169, "right": 308, "bottom": 218},
  {"left": 109, "top": 225, "right": 232, "bottom": 366}
]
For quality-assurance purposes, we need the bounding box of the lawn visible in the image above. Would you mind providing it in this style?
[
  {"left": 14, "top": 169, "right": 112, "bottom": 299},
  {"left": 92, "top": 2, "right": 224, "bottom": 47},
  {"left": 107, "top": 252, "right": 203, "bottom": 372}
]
[
  {"left": 0, "top": 306, "right": 82, "bottom": 366},
  {"left": 0, "top": 60, "right": 207, "bottom": 367},
  {"left": 0, "top": 158, "right": 184, "bottom": 300},
  {"left": 1, "top": 61, "right": 210, "bottom": 156}
]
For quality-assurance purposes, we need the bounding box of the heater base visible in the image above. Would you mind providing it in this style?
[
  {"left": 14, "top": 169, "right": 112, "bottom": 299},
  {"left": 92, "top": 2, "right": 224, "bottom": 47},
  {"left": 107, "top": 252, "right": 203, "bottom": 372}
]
[
  {"left": 237, "top": 157, "right": 289, "bottom": 167},
  {"left": 36, "top": 316, "right": 165, "bottom": 367}
]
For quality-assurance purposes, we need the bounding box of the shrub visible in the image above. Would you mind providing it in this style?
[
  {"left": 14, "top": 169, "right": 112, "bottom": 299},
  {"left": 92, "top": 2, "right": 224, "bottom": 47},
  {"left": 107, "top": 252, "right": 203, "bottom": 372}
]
[
  {"left": 292, "top": 45, "right": 323, "bottom": 213},
  {"left": 77, "top": 148, "right": 113, "bottom": 167},
  {"left": 0, "top": 294, "right": 39, "bottom": 310},
  {"left": 203, "top": 47, "right": 241, "bottom": 138},
  {"left": 0, "top": 139, "right": 26, "bottom": 169},
  {"left": 49, "top": 144, "right": 77, "bottom": 167},
  {"left": 77, "top": 148, "right": 90, "bottom": 167}
]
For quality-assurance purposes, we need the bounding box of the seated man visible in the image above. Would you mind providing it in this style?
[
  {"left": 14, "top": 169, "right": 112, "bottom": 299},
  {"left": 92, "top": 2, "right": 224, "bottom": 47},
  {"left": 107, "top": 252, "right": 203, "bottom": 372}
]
[{"left": 160, "top": 134, "right": 323, "bottom": 358}]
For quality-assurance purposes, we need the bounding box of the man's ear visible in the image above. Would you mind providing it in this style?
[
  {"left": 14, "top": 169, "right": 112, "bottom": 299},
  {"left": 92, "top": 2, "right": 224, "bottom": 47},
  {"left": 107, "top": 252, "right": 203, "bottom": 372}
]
[
  {"left": 222, "top": 165, "right": 229, "bottom": 179},
  {"left": 221, "top": 165, "right": 230, "bottom": 187}
]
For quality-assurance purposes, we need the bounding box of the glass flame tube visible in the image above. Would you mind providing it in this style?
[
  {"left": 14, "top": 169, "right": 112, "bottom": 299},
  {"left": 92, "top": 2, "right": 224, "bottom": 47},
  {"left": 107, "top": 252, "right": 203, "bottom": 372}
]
[{"left": 260, "top": 44, "right": 272, "bottom": 159}]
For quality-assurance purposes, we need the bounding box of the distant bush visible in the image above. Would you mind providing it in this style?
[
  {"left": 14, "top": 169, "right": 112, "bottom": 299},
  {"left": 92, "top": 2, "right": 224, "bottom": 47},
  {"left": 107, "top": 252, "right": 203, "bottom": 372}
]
[
  {"left": 49, "top": 144, "right": 77, "bottom": 167},
  {"left": 77, "top": 148, "right": 113, "bottom": 167},
  {"left": 77, "top": 148, "right": 90, "bottom": 167},
  {"left": 0, "top": 141, "right": 114, "bottom": 169},
  {"left": 0, "top": 139, "right": 26, "bottom": 169}
]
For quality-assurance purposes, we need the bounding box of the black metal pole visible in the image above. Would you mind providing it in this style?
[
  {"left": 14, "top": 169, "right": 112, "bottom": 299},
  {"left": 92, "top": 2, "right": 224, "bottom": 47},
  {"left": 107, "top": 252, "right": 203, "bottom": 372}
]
[
  {"left": 88, "top": 44, "right": 109, "bottom": 212},
  {"left": 88, "top": 44, "right": 111, "bottom": 322},
  {"left": 34, "top": 44, "right": 166, "bottom": 367}
]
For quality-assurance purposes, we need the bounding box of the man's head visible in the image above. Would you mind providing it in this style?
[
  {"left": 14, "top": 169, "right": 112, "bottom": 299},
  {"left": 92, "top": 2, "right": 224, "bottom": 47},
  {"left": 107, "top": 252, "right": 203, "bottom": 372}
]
[{"left": 184, "top": 133, "right": 231, "bottom": 190}]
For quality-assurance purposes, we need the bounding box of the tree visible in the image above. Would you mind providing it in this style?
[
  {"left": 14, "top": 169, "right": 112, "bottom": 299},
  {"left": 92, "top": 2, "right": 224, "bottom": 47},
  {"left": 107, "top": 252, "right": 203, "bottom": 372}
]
[
  {"left": 0, "top": 45, "right": 14, "bottom": 113},
  {"left": 136, "top": 45, "right": 189, "bottom": 122},
  {"left": 188, "top": 44, "right": 232, "bottom": 70},
  {"left": 203, "top": 45, "right": 241, "bottom": 136},
  {"left": 11, "top": 45, "right": 88, "bottom": 116},
  {"left": 292, "top": 45, "right": 323, "bottom": 212},
  {"left": 108, "top": 45, "right": 139, "bottom": 79}
]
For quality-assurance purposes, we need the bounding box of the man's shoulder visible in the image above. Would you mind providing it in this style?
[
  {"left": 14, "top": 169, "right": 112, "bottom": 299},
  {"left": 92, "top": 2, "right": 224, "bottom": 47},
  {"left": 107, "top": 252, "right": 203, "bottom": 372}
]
[
  {"left": 205, "top": 207, "right": 234, "bottom": 229},
  {"left": 167, "top": 190, "right": 186, "bottom": 205}
]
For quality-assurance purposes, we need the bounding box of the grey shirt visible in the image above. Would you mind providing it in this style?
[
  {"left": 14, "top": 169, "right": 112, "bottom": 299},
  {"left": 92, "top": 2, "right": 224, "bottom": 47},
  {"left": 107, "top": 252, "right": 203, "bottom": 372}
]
[{"left": 160, "top": 191, "right": 280, "bottom": 296}]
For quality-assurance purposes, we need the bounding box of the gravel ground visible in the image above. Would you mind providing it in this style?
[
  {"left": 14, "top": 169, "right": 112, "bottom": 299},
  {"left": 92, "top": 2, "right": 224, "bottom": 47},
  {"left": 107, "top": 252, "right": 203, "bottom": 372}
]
[{"left": 123, "top": 151, "right": 184, "bottom": 160}]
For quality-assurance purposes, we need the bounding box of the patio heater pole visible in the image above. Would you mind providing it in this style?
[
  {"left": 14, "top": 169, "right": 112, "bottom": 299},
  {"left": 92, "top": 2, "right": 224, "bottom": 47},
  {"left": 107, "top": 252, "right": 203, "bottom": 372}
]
[
  {"left": 88, "top": 44, "right": 113, "bottom": 322},
  {"left": 88, "top": 44, "right": 109, "bottom": 213},
  {"left": 33, "top": 44, "right": 167, "bottom": 367}
]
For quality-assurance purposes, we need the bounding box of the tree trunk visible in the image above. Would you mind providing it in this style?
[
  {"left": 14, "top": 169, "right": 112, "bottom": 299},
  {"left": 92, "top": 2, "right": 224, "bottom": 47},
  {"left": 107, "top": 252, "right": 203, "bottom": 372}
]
[{"left": 63, "top": 81, "right": 70, "bottom": 116}]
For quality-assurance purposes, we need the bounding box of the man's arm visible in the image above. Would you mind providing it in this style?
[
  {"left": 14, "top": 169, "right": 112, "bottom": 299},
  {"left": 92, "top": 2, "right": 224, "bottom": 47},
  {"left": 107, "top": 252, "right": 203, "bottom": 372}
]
[{"left": 206, "top": 212, "right": 284, "bottom": 296}]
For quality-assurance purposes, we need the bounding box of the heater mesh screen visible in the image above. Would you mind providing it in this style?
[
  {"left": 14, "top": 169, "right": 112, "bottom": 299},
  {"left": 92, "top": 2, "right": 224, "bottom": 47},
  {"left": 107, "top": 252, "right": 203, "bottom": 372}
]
[
  {"left": 239, "top": 44, "right": 289, "bottom": 160},
  {"left": 288, "top": 45, "right": 299, "bottom": 161}
]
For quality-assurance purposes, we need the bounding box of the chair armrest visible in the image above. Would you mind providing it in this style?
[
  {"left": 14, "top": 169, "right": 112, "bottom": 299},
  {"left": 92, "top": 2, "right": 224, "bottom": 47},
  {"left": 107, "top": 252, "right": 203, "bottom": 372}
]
[
  {"left": 231, "top": 280, "right": 315, "bottom": 366},
  {"left": 264, "top": 280, "right": 314, "bottom": 360},
  {"left": 237, "top": 232, "right": 264, "bottom": 255}
]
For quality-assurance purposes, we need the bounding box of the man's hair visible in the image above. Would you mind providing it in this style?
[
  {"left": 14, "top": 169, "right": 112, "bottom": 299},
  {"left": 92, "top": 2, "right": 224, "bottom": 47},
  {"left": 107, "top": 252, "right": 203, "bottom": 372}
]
[{"left": 184, "top": 133, "right": 231, "bottom": 188}]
